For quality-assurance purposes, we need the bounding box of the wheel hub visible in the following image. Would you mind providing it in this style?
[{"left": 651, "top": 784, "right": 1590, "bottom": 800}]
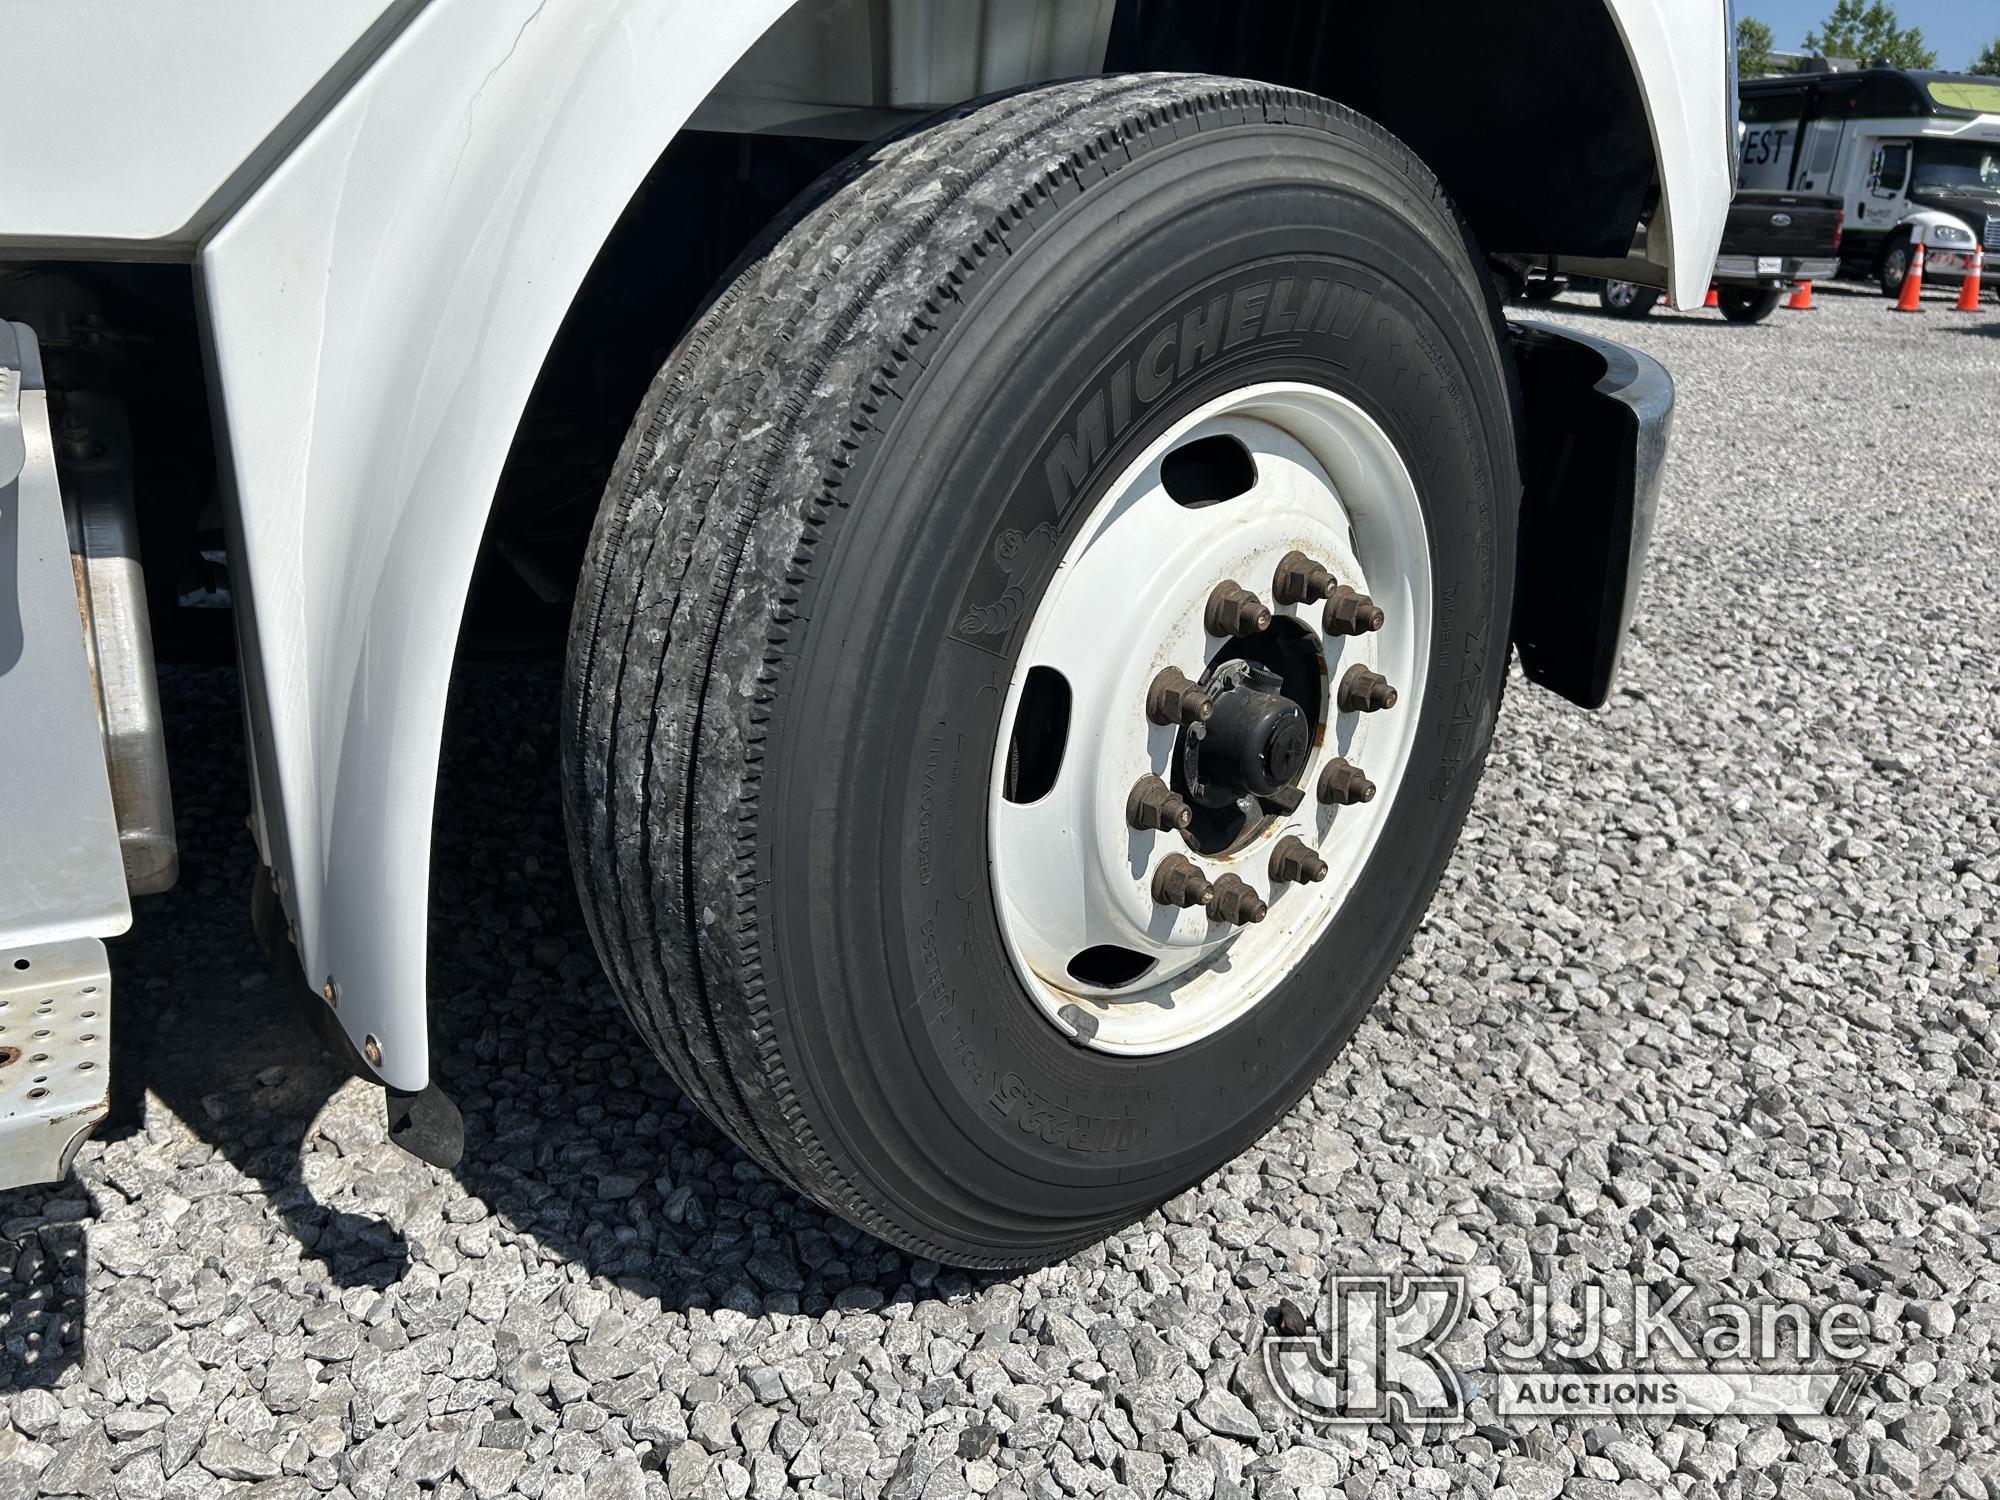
[
  {"left": 988, "top": 383, "right": 1432, "bottom": 1055},
  {"left": 1183, "top": 660, "right": 1309, "bottom": 809}
]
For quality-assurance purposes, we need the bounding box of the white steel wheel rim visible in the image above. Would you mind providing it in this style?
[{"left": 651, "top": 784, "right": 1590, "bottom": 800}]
[{"left": 988, "top": 382, "right": 1432, "bottom": 1056}]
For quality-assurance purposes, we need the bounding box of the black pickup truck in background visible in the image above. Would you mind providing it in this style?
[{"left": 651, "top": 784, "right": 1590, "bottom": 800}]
[
  {"left": 1704, "top": 190, "right": 1845, "bottom": 318},
  {"left": 1527, "top": 190, "right": 1845, "bottom": 323}
]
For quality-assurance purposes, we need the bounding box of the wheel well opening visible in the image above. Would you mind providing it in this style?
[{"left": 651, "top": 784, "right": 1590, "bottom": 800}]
[
  {"left": 1106, "top": 0, "right": 1657, "bottom": 262},
  {"left": 468, "top": 130, "right": 857, "bottom": 654},
  {"left": 479, "top": 0, "right": 1658, "bottom": 650}
]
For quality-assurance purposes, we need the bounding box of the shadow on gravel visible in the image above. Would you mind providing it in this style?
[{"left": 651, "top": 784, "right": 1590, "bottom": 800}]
[
  {"left": 0, "top": 1219, "right": 86, "bottom": 1390},
  {"left": 97, "top": 668, "right": 415, "bottom": 1292},
  {"left": 13, "top": 658, "right": 980, "bottom": 1394},
  {"left": 422, "top": 659, "right": 992, "bottom": 1313}
]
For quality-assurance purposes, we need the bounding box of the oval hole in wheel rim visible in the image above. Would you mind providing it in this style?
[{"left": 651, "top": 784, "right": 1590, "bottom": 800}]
[
  {"left": 1003, "top": 666, "right": 1071, "bottom": 804},
  {"left": 1162, "top": 434, "right": 1258, "bottom": 507},
  {"left": 1066, "top": 946, "right": 1157, "bottom": 989}
]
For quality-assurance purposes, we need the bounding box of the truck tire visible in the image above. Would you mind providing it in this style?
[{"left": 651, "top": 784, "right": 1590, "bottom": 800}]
[
  {"left": 563, "top": 75, "right": 1518, "bottom": 1265},
  {"left": 1597, "top": 280, "right": 1661, "bottom": 318},
  {"left": 1879, "top": 237, "right": 1915, "bottom": 298},
  {"left": 1717, "top": 286, "right": 1784, "bottom": 324}
]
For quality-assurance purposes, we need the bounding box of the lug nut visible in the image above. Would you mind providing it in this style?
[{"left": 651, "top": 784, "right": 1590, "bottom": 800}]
[
  {"left": 1317, "top": 758, "right": 1377, "bottom": 806},
  {"left": 1338, "top": 665, "right": 1398, "bottom": 713},
  {"left": 1269, "top": 835, "right": 1329, "bottom": 885},
  {"left": 1322, "top": 585, "right": 1386, "bottom": 636},
  {"left": 1146, "top": 666, "right": 1213, "bottom": 727},
  {"left": 1205, "top": 874, "right": 1268, "bottom": 926},
  {"left": 1272, "top": 550, "right": 1338, "bottom": 606},
  {"left": 1152, "top": 854, "right": 1212, "bottom": 909},
  {"left": 1127, "top": 774, "right": 1194, "bottom": 833},
  {"left": 1205, "top": 581, "right": 1272, "bottom": 638}
]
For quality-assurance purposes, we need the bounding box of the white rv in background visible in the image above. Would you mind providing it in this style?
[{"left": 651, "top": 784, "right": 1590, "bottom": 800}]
[{"left": 1739, "top": 66, "right": 2000, "bottom": 296}]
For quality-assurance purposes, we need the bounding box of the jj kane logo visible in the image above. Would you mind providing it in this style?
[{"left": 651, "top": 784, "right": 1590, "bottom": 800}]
[{"left": 1264, "top": 1273, "right": 1875, "bottom": 1426}]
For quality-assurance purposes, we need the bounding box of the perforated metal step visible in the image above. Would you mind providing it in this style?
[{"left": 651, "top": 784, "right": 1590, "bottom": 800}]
[{"left": 0, "top": 939, "right": 111, "bottom": 1191}]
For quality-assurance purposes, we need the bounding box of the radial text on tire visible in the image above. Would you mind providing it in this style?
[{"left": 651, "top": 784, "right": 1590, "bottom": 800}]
[{"left": 563, "top": 75, "right": 1520, "bottom": 1267}]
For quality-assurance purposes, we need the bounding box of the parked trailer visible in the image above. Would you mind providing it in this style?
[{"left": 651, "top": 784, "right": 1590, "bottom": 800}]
[{"left": 0, "top": 0, "right": 1732, "bottom": 1264}]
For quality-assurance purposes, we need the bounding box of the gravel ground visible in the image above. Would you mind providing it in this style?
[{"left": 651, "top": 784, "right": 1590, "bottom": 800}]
[{"left": 1, "top": 283, "right": 1997, "bottom": 1500}]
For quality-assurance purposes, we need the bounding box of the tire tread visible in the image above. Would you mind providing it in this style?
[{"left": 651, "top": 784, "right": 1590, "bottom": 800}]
[{"left": 565, "top": 74, "right": 1506, "bottom": 1264}]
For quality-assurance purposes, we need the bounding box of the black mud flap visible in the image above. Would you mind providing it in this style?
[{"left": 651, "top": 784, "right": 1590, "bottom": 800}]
[
  {"left": 386, "top": 1083, "right": 465, "bottom": 1171},
  {"left": 1508, "top": 320, "right": 1674, "bottom": 709}
]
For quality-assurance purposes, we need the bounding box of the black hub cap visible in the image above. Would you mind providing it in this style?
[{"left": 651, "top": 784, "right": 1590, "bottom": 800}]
[
  {"left": 1171, "top": 621, "right": 1326, "bottom": 856},
  {"left": 1182, "top": 662, "right": 1309, "bottom": 809}
]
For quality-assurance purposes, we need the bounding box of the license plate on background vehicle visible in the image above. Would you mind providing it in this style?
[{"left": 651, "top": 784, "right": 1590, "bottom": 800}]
[{"left": 1756, "top": 257, "right": 1782, "bottom": 275}]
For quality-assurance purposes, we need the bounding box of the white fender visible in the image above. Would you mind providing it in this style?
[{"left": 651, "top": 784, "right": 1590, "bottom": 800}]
[
  {"left": 198, "top": 0, "right": 805, "bottom": 1089},
  {"left": 1603, "top": 0, "right": 1734, "bottom": 308},
  {"left": 1899, "top": 206, "right": 1982, "bottom": 251}
]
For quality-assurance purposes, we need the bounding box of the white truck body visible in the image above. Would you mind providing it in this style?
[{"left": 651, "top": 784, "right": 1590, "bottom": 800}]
[{"left": 0, "top": 0, "right": 1733, "bottom": 1176}]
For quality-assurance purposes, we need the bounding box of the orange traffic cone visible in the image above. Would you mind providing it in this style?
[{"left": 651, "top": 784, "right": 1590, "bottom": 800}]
[
  {"left": 1956, "top": 255, "right": 1984, "bottom": 312},
  {"left": 1892, "top": 244, "right": 1926, "bottom": 312},
  {"left": 1705, "top": 285, "right": 1721, "bottom": 308},
  {"left": 1788, "top": 281, "right": 1815, "bottom": 311}
]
